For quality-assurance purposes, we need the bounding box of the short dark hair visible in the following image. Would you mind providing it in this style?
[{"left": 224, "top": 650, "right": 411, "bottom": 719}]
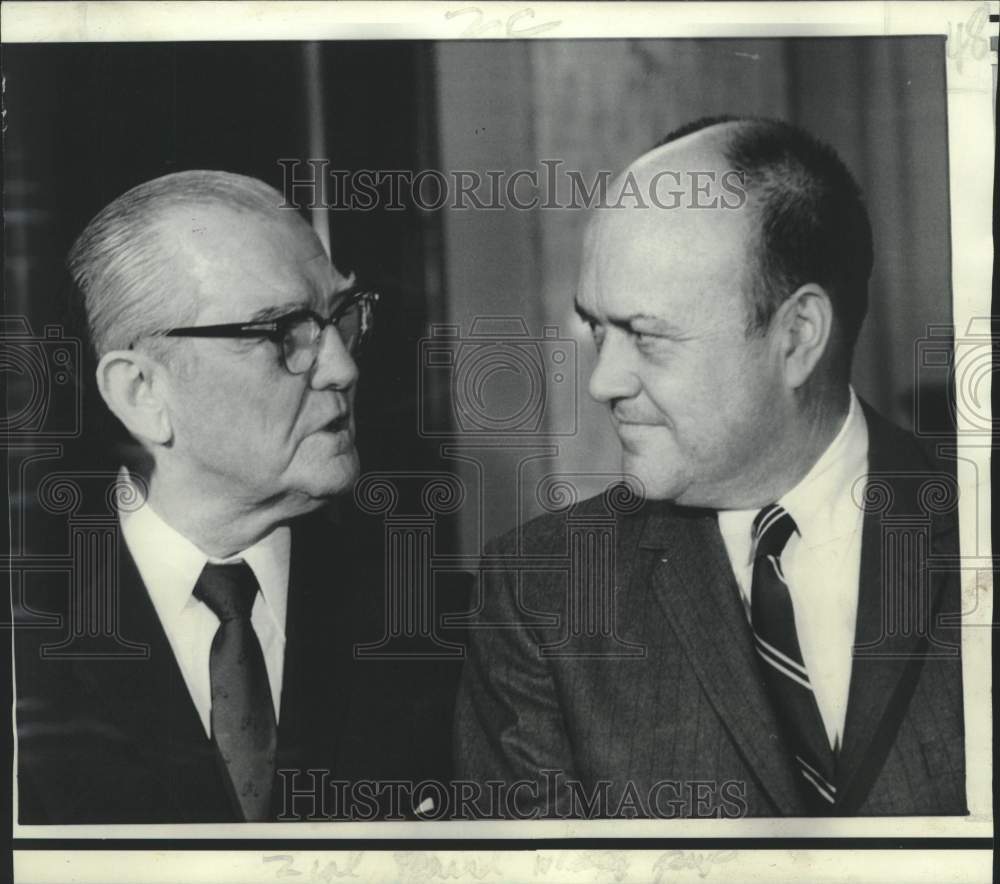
[{"left": 656, "top": 116, "right": 874, "bottom": 360}]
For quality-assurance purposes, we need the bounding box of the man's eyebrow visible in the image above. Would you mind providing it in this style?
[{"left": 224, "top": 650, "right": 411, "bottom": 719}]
[
  {"left": 247, "top": 302, "right": 310, "bottom": 323},
  {"left": 247, "top": 284, "right": 360, "bottom": 324},
  {"left": 574, "top": 301, "right": 682, "bottom": 335},
  {"left": 627, "top": 313, "right": 685, "bottom": 335}
]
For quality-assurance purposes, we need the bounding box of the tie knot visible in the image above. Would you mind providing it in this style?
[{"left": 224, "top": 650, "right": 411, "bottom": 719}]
[
  {"left": 752, "top": 504, "right": 798, "bottom": 559},
  {"left": 194, "top": 562, "right": 259, "bottom": 622}
]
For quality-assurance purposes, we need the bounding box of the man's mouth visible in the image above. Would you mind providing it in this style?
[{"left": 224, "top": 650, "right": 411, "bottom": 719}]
[
  {"left": 614, "top": 417, "right": 659, "bottom": 428},
  {"left": 320, "top": 413, "right": 352, "bottom": 434}
]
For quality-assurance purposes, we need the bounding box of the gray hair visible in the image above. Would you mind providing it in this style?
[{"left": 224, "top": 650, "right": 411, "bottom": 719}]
[{"left": 68, "top": 170, "right": 288, "bottom": 359}]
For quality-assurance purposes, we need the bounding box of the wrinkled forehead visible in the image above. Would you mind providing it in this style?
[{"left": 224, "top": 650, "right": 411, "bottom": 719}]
[{"left": 155, "top": 202, "right": 345, "bottom": 315}]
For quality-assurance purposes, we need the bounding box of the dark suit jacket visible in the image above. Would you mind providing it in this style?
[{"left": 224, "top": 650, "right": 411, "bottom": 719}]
[
  {"left": 15, "top": 505, "right": 466, "bottom": 824},
  {"left": 454, "top": 406, "right": 966, "bottom": 817}
]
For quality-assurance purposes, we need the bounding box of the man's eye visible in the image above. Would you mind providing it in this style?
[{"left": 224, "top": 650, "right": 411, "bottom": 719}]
[
  {"left": 632, "top": 327, "right": 670, "bottom": 344},
  {"left": 632, "top": 330, "right": 674, "bottom": 356}
]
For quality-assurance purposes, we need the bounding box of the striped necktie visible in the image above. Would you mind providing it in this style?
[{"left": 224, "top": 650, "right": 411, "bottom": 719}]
[
  {"left": 194, "top": 562, "right": 278, "bottom": 821},
  {"left": 750, "top": 503, "right": 836, "bottom": 812}
]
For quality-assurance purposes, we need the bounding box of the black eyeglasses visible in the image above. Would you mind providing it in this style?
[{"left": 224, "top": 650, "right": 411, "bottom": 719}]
[{"left": 160, "top": 287, "right": 379, "bottom": 375}]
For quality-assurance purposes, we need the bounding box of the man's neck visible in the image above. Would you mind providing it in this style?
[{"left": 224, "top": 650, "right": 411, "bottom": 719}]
[
  {"left": 140, "top": 469, "right": 303, "bottom": 559},
  {"left": 761, "top": 385, "right": 852, "bottom": 505},
  {"left": 714, "top": 385, "right": 852, "bottom": 511}
]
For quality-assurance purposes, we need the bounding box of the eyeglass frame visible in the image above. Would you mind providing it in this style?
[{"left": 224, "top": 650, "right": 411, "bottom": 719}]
[{"left": 156, "top": 287, "right": 380, "bottom": 375}]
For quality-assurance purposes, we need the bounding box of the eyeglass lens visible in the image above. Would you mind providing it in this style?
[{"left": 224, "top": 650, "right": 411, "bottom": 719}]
[{"left": 281, "top": 302, "right": 367, "bottom": 374}]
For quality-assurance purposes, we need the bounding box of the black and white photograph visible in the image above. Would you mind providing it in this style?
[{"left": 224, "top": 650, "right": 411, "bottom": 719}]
[{"left": 3, "top": 2, "right": 994, "bottom": 882}]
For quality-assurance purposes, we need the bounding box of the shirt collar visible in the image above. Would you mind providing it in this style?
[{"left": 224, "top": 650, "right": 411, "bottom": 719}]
[
  {"left": 779, "top": 387, "right": 869, "bottom": 549},
  {"left": 717, "top": 388, "right": 869, "bottom": 564},
  {"left": 118, "top": 471, "right": 291, "bottom": 627}
]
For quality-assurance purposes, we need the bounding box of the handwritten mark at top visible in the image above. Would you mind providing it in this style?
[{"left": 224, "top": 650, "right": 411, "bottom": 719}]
[
  {"left": 445, "top": 6, "right": 562, "bottom": 38},
  {"left": 946, "top": 4, "right": 990, "bottom": 75}
]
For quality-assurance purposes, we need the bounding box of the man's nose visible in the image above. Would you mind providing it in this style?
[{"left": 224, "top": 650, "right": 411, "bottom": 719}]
[
  {"left": 588, "top": 331, "right": 640, "bottom": 404},
  {"left": 310, "top": 325, "right": 359, "bottom": 390}
]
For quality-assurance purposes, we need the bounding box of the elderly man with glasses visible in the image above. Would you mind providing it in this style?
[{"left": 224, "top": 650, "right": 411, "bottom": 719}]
[{"left": 15, "top": 170, "right": 461, "bottom": 824}]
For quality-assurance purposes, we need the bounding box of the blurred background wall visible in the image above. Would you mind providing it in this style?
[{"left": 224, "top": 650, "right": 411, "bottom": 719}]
[
  {"left": 3, "top": 38, "right": 952, "bottom": 557},
  {"left": 434, "top": 37, "right": 952, "bottom": 551}
]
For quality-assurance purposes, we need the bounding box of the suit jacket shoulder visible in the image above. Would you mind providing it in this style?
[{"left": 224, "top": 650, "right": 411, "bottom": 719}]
[{"left": 455, "top": 405, "right": 966, "bottom": 818}]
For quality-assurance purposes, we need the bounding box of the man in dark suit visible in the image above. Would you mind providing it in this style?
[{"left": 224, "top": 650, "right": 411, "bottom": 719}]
[
  {"left": 15, "top": 170, "right": 460, "bottom": 823},
  {"left": 454, "top": 117, "right": 966, "bottom": 817}
]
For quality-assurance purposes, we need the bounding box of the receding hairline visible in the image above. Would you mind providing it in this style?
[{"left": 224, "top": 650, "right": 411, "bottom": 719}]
[
  {"left": 579, "top": 120, "right": 770, "bottom": 334},
  {"left": 628, "top": 119, "right": 742, "bottom": 177},
  {"left": 585, "top": 122, "right": 752, "bottom": 251},
  {"left": 624, "top": 115, "right": 873, "bottom": 358}
]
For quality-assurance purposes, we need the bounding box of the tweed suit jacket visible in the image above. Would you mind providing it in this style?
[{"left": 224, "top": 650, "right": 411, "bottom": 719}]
[{"left": 454, "top": 405, "right": 966, "bottom": 817}]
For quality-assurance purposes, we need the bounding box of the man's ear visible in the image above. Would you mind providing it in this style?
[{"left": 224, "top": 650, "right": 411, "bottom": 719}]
[
  {"left": 95, "top": 350, "right": 173, "bottom": 446},
  {"left": 774, "top": 283, "right": 835, "bottom": 389}
]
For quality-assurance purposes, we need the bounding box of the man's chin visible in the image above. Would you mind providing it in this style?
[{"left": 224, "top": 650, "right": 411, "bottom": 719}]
[
  {"left": 319, "top": 451, "right": 361, "bottom": 495},
  {"left": 621, "top": 454, "right": 683, "bottom": 502},
  {"left": 291, "top": 448, "right": 360, "bottom": 501}
]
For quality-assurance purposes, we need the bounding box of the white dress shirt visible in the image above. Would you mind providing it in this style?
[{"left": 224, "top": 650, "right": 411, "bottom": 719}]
[
  {"left": 717, "top": 388, "right": 869, "bottom": 750},
  {"left": 119, "top": 484, "right": 291, "bottom": 737}
]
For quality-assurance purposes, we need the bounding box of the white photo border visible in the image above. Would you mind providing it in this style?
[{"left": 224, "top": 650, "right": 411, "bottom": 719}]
[{"left": 4, "top": 0, "right": 994, "bottom": 879}]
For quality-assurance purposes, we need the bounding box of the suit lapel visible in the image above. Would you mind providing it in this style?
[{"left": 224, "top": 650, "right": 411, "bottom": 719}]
[
  {"left": 83, "top": 516, "right": 358, "bottom": 819},
  {"left": 276, "top": 514, "right": 355, "bottom": 779},
  {"left": 836, "top": 406, "right": 959, "bottom": 811},
  {"left": 639, "top": 504, "right": 805, "bottom": 814},
  {"left": 73, "top": 531, "right": 229, "bottom": 818}
]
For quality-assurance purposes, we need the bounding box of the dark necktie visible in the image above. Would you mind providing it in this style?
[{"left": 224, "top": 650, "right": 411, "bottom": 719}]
[
  {"left": 194, "top": 562, "right": 278, "bottom": 821},
  {"left": 750, "top": 504, "right": 836, "bottom": 812}
]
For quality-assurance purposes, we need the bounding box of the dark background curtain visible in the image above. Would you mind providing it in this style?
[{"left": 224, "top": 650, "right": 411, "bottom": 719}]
[{"left": 3, "top": 42, "right": 453, "bottom": 554}]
